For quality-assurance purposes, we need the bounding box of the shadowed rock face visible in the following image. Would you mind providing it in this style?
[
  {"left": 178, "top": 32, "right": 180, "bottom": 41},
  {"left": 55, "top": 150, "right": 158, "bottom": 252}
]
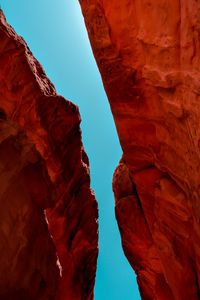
[
  {"left": 79, "top": 1, "right": 200, "bottom": 299},
  {"left": 0, "top": 119, "right": 59, "bottom": 300},
  {"left": 0, "top": 11, "right": 98, "bottom": 300}
]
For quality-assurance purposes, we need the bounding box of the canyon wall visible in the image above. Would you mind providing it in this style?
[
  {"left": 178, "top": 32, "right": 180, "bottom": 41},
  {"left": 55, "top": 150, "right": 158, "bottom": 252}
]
[
  {"left": 79, "top": 1, "right": 200, "bottom": 299},
  {"left": 0, "top": 10, "right": 98, "bottom": 300}
]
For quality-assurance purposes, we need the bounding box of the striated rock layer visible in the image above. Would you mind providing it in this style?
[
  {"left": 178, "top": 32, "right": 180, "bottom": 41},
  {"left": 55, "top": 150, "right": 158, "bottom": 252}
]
[
  {"left": 0, "top": 10, "right": 98, "bottom": 300},
  {"left": 79, "top": 1, "right": 200, "bottom": 299}
]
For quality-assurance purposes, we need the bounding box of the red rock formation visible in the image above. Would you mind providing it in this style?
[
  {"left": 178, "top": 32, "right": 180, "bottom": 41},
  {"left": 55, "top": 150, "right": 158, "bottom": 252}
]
[
  {"left": 79, "top": 1, "right": 200, "bottom": 299},
  {"left": 0, "top": 10, "right": 98, "bottom": 300},
  {"left": 0, "top": 119, "right": 59, "bottom": 300}
]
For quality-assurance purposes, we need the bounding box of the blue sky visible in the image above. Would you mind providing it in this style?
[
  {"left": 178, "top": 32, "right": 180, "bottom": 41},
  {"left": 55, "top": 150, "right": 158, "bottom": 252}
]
[{"left": 1, "top": 1, "right": 140, "bottom": 299}]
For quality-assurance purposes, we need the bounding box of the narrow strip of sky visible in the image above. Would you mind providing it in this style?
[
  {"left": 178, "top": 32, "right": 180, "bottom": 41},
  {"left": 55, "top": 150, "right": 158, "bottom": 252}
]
[{"left": 0, "top": 1, "right": 141, "bottom": 299}]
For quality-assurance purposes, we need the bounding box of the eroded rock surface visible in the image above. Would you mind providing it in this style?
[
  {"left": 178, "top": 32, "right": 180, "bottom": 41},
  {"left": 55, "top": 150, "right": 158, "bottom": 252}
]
[
  {"left": 0, "top": 11, "right": 98, "bottom": 300},
  {"left": 79, "top": 1, "right": 200, "bottom": 299},
  {"left": 0, "top": 119, "right": 59, "bottom": 300}
]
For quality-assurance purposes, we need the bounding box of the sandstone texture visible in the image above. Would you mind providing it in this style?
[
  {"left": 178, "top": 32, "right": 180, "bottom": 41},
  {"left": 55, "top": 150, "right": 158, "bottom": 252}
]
[
  {"left": 79, "top": 1, "right": 200, "bottom": 299},
  {"left": 0, "top": 11, "right": 98, "bottom": 300}
]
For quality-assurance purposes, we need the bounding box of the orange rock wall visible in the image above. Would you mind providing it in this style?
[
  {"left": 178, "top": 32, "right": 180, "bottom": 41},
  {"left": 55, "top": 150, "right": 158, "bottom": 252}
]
[
  {"left": 0, "top": 119, "right": 59, "bottom": 300},
  {"left": 79, "top": 1, "right": 200, "bottom": 299},
  {"left": 0, "top": 11, "right": 98, "bottom": 300}
]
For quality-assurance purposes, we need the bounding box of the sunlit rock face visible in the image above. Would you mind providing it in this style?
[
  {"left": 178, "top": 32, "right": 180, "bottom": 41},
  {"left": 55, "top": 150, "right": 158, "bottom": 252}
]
[
  {"left": 79, "top": 1, "right": 200, "bottom": 299},
  {"left": 0, "top": 11, "right": 98, "bottom": 300}
]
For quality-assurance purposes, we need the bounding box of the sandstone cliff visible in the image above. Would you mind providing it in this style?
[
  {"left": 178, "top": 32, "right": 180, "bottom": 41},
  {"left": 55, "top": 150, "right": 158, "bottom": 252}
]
[
  {"left": 79, "top": 1, "right": 200, "bottom": 299},
  {"left": 0, "top": 10, "right": 98, "bottom": 300}
]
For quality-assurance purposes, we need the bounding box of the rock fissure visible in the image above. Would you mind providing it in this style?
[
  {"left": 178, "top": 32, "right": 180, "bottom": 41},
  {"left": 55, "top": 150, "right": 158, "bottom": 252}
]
[{"left": 1, "top": 1, "right": 200, "bottom": 299}]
